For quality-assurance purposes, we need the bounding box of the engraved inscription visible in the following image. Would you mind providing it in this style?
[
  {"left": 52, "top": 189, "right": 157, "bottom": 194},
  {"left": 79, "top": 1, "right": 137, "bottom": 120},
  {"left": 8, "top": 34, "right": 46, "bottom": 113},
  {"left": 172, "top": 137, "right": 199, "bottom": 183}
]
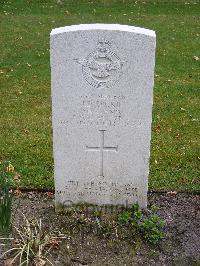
[
  {"left": 86, "top": 130, "right": 118, "bottom": 177},
  {"left": 75, "top": 39, "right": 124, "bottom": 89},
  {"left": 59, "top": 92, "right": 143, "bottom": 129},
  {"left": 58, "top": 93, "right": 128, "bottom": 129},
  {"left": 78, "top": 94, "right": 125, "bottom": 128},
  {"left": 56, "top": 180, "right": 138, "bottom": 201}
]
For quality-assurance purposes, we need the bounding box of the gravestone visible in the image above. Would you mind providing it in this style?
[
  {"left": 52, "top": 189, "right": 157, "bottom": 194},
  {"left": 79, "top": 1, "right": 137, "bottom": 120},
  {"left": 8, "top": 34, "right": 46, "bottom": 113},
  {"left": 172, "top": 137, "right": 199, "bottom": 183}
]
[{"left": 50, "top": 24, "right": 156, "bottom": 209}]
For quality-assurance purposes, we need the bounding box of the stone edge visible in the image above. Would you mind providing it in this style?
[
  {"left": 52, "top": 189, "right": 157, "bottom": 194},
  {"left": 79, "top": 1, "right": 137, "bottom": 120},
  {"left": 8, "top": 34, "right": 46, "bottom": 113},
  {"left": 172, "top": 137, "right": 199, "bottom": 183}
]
[{"left": 50, "top": 23, "right": 156, "bottom": 37}]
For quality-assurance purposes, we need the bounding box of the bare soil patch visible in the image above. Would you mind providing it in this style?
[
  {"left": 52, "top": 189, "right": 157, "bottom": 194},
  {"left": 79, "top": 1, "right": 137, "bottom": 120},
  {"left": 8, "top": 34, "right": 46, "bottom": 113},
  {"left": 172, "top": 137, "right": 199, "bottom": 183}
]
[{"left": 1, "top": 192, "right": 199, "bottom": 266}]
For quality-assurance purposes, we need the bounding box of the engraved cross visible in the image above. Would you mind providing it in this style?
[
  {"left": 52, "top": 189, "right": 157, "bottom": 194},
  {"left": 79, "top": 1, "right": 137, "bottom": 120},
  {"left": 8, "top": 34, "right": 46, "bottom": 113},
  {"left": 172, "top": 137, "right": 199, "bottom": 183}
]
[{"left": 86, "top": 130, "right": 118, "bottom": 177}]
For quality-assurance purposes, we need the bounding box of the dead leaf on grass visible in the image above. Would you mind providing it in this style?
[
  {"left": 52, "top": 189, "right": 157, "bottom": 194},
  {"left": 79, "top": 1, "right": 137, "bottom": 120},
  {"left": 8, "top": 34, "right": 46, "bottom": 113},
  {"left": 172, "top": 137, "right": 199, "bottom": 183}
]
[
  {"left": 179, "top": 177, "right": 187, "bottom": 184},
  {"left": 6, "top": 163, "right": 14, "bottom": 172},
  {"left": 193, "top": 56, "right": 199, "bottom": 61},
  {"left": 23, "top": 128, "right": 29, "bottom": 134},
  {"left": 13, "top": 172, "right": 21, "bottom": 180},
  {"left": 191, "top": 178, "right": 200, "bottom": 184},
  {"left": 154, "top": 125, "right": 161, "bottom": 132}
]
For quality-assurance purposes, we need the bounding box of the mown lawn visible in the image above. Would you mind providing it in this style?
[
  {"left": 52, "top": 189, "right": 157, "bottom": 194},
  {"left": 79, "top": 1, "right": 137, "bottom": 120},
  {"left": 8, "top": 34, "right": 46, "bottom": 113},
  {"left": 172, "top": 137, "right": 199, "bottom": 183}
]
[{"left": 0, "top": 0, "right": 199, "bottom": 191}]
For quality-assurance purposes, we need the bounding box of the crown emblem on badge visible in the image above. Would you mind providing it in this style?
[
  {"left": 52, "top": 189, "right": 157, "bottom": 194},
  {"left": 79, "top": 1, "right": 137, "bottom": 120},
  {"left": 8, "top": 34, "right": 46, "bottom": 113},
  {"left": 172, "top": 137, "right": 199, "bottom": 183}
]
[{"left": 75, "top": 39, "right": 124, "bottom": 89}]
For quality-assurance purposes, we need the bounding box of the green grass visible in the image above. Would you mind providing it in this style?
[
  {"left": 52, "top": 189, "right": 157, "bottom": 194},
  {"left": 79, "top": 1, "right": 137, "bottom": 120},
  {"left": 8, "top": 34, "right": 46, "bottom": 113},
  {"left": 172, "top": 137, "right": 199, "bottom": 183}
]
[
  {"left": 0, "top": 0, "right": 199, "bottom": 191},
  {"left": 0, "top": 162, "right": 12, "bottom": 235}
]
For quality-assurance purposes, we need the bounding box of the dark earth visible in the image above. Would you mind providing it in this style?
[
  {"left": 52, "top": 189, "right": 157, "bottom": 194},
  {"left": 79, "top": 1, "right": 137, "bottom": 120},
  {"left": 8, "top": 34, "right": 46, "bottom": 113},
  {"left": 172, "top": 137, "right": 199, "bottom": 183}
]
[{"left": 0, "top": 192, "right": 199, "bottom": 266}]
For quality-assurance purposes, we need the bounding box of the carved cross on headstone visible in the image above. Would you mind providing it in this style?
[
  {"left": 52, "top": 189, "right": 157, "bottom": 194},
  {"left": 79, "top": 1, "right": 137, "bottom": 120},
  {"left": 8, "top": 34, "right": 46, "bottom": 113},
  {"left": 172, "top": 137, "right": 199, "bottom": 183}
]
[{"left": 86, "top": 130, "right": 118, "bottom": 177}]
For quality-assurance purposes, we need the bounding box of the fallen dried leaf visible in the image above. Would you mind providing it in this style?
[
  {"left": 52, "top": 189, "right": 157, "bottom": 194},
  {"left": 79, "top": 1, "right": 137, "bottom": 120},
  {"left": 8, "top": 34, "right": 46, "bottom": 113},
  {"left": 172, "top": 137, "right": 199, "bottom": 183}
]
[
  {"left": 167, "top": 191, "right": 177, "bottom": 195},
  {"left": 13, "top": 172, "right": 21, "bottom": 181},
  {"left": 6, "top": 163, "right": 14, "bottom": 172},
  {"left": 155, "top": 125, "right": 161, "bottom": 132},
  {"left": 49, "top": 238, "right": 61, "bottom": 249},
  {"left": 23, "top": 128, "right": 29, "bottom": 134},
  {"left": 191, "top": 178, "right": 200, "bottom": 184},
  {"left": 14, "top": 187, "right": 22, "bottom": 196},
  {"left": 47, "top": 192, "right": 54, "bottom": 198},
  {"left": 193, "top": 56, "right": 199, "bottom": 61}
]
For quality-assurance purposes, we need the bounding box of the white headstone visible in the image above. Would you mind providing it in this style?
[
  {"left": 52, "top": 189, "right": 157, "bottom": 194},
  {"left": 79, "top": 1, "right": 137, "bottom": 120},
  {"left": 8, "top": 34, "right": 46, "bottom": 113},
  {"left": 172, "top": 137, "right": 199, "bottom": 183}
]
[{"left": 50, "top": 24, "right": 156, "bottom": 209}]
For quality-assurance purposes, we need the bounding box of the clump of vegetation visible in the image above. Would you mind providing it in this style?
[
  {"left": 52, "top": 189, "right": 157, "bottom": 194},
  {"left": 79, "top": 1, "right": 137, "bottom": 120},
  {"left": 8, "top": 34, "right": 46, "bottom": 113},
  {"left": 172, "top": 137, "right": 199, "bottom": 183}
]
[
  {"left": 60, "top": 203, "right": 165, "bottom": 246},
  {"left": 118, "top": 204, "right": 165, "bottom": 244},
  {"left": 0, "top": 161, "right": 13, "bottom": 235},
  {"left": 2, "top": 214, "right": 61, "bottom": 266}
]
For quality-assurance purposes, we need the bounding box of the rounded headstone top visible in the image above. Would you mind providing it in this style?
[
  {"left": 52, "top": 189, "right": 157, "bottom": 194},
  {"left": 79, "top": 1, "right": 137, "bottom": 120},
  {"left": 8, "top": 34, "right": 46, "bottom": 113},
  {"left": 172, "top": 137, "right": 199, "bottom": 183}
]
[{"left": 51, "top": 23, "right": 156, "bottom": 37}]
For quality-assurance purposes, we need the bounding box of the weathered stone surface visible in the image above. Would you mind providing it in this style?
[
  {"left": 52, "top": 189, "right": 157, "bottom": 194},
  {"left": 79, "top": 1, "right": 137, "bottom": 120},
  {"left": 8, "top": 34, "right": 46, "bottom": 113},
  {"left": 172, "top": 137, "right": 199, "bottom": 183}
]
[{"left": 50, "top": 24, "right": 156, "bottom": 208}]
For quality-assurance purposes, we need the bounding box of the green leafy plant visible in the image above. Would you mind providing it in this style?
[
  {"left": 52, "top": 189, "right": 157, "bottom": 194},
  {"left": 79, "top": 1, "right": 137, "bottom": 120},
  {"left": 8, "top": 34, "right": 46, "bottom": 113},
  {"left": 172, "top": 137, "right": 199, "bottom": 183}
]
[
  {"left": 1, "top": 214, "right": 60, "bottom": 266},
  {"left": 118, "top": 204, "right": 165, "bottom": 244},
  {"left": 0, "top": 161, "right": 13, "bottom": 235},
  {"left": 118, "top": 210, "right": 131, "bottom": 225},
  {"left": 138, "top": 213, "right": 165, "bottom": 244}
]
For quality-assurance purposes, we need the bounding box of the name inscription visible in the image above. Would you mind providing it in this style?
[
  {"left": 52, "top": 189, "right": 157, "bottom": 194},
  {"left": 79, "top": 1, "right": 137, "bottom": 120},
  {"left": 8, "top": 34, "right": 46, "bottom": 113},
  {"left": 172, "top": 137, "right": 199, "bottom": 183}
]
[
  {"left": 79, "top": 94, "right": 125, "bottom": 127},
  {"left": 58, "top": 93, "right": 143, "bottom": 129}
]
